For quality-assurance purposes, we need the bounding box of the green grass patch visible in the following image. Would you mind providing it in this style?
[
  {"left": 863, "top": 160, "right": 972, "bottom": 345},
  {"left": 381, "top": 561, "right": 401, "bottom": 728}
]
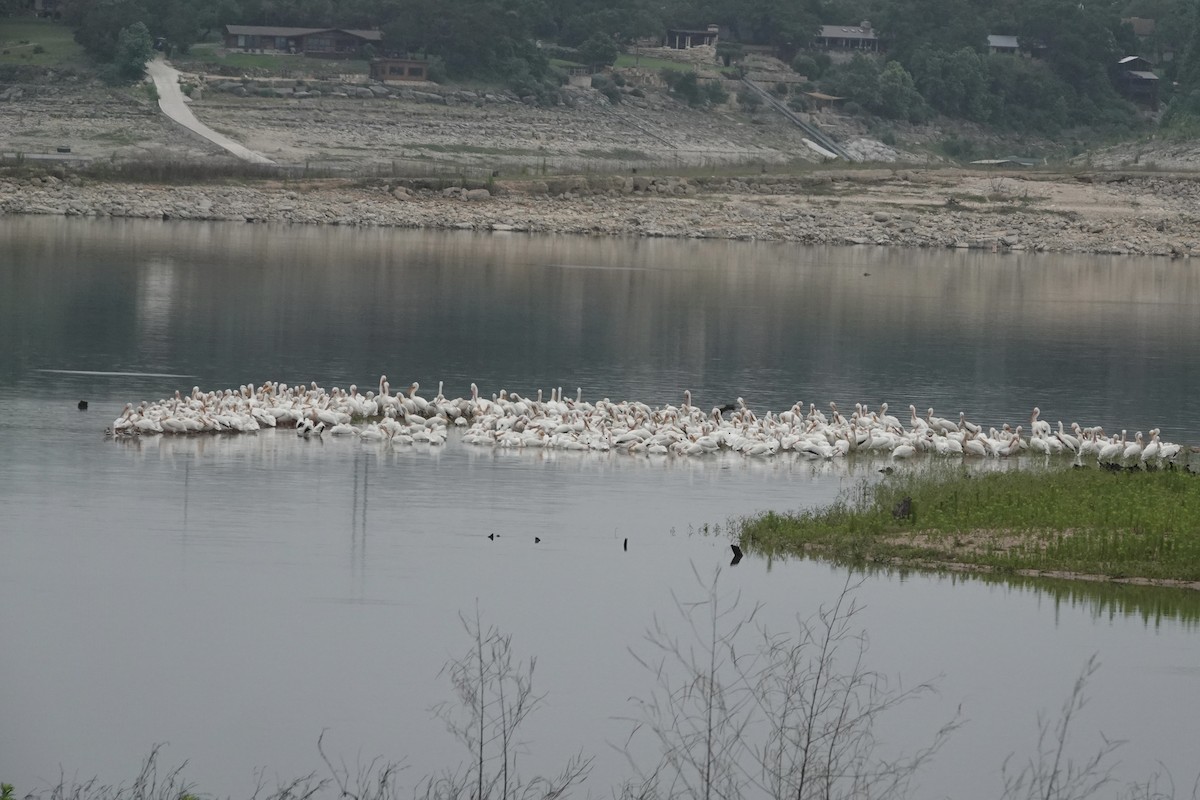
[
  {"left": 0, "top": 18, "right": 87, "bottom": 66},
  {"left": 614, "top": 54, "right": 698, "bottom": 73},
  {"left": 739, "top": 465, "right": 1200, "bottom": 584}
]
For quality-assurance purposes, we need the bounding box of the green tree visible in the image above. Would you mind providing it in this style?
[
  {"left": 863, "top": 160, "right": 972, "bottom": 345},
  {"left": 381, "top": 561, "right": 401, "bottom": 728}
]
[
  {"left": 382, "top": 0, "right": 551, "bottom": 82},
  {"left": 731, "top": 0, "right": 819, "bottom": 60},
  {"left": 1165, "top": 4, "right": 1200, "bottom": 126},
  {"left": 195, "top": 0, "right": 241, "bottom": 42},
  {"left": 1016, "top": 0, "right": 1130, "bottom": 100},
  {"left": 67, "top": 0, "right": 148, "bottom": 61},
  {"left": 983, "top": 52, "right": 1071, "bottom": 132},
  {"left": 877, "top": 0, "right": 988, "bottom": 62},
  {"left": 790, "top": 53, "right": 819, "bottom": 79},
  {"left": 113, "top": 20, "right": 153, "bottom": 83},
  {"left": 552, "top": 0, "right": 657, "bottom": 45},
  {"left": 296, "top": 0, "right": 333, "bottom": 27},
  {"left": 577, "top": 31, "right": 618, "bottom": 66},
  {"left": 877, "top": 60, "right": 926, "bottom": 120},
  {"left": 822, "top": 52, "right": 882, "bottom": 109},
  {"left": 1139, "top": 0, "right": 1194, "bottom": 80},
  {"left": 910, "top": 45, "right": 988, "bottom": 120},
  {"left": 156, "top": 0, "right": 203, "bottom": 54}
]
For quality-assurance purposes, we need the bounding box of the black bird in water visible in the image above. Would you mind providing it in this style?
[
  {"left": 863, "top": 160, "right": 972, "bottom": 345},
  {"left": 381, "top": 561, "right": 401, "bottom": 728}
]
[
  {"left": 488, "top": 533, "right": 498, "bottom": 540},
  {"left": 534, "top": 536, "right": 541, "bottom": 543},
  {"left": 77, "top": 400, "right": 88, "bottom": 410},
  {"left": 623, "top": 537, "right": 628, "bottom": 552},
  {"left": 730, "top": 544, "right": 743, "bottom": 566}
]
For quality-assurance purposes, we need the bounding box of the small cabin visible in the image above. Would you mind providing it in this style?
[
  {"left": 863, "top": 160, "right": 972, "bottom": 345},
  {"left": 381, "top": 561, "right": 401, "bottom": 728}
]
[
  {"left": 224, "top": 26, "right": 382, "bottom": 57},
  {"left": 665, "top": 25, "right": 719, "bottom": 50},
  {"left": 1117, "top": 55, "right": 1159, "bottom": 108},
  {"left": 813, "top": 22, "right": 881, "bottom": 52},
  {"left": 987, "top": 35, "right": 1019, "bottom": 55}
]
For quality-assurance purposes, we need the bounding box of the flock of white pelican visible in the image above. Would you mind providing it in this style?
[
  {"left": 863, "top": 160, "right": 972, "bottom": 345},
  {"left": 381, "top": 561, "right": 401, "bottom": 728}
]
[{"left": 108, "top": 376, "right": 1186, "bottom": 466}]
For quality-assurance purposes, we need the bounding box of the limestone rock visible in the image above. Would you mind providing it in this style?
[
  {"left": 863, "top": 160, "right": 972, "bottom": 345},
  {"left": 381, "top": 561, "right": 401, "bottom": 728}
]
[{"left": 410, "top": 91, "right": 446, "bottom": 104}]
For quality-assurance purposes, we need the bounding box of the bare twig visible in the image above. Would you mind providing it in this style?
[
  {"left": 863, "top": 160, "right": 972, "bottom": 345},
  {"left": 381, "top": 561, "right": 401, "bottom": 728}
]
[
  {"left": 622, "top": 567, "right": 959, "bottom": 800},
  {"left": 429, "top": 604, "right": 592, "bottom": 800},
  {"left": 317, "top": 730, "right": 402, "bottom": 800},
  {"left": 1001, "top": 655, "right": 1124, "bottom": 800}
]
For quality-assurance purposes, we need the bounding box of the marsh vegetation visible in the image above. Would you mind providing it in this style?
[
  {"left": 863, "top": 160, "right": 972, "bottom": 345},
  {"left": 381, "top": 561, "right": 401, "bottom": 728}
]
[{"left": 739, "top": 466, "right": 1200, "bottom": 585}]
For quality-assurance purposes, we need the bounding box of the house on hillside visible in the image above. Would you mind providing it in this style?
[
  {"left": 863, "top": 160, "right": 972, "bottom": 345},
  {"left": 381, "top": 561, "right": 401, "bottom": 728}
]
[
  {"left": 813, "top": 22, "right": 881, "bottom": 52},
  {"left": 33, "top": 0, "right": 61, "bottom": 18},
  {"left": 223, "top": 26, "right": 382, "bottom": 57},
  {"left": 987, "top": 35, "right": 1019, "bottom": 55},
  {"left": 1117, "top": 55, "right": 1159, "bottom": 108},
  {"left": 664, "top": 25, "right": 720, "bottom": 49}
]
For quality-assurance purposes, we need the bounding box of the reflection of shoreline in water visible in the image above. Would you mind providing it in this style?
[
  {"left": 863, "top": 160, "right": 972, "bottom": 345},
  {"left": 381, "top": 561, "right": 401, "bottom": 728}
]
[
  {"left": 755, "top": 557, "right": 1200, "bottom": 629},
  {"left": 936, "top": 568, "right": 1200, "bottom": 630}
]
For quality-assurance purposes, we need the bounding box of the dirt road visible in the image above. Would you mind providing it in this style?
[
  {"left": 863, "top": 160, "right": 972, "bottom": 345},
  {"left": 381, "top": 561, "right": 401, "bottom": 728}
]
[{"left": 146, "top": 58, "right": 275, "bottom": 165}]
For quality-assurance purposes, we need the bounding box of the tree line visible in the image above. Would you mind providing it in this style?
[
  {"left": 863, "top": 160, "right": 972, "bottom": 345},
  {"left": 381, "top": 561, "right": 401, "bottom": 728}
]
[
  {"left": 16, "top": 0, "right": 1200, "bottom": 134},
  {"left": 807, "top": 0, "right": 1194, "bottom": 135}
]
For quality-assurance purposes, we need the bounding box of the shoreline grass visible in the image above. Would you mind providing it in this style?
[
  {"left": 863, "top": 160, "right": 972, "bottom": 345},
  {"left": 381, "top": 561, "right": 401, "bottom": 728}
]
[{"left": 738, "top": 465, "right": 1200, "bottom": 587}]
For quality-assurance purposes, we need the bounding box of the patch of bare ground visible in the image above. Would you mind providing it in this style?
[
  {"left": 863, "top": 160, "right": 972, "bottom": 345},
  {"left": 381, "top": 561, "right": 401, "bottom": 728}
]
[
  {"left": 6, "top": 79, "right": 1200, "bottom": 256},
  {"left": 1077, "top": 137, "right": 1200, "bottom": 171},
  {"left": 808, "top": 530, "right": 1200, "bottom": 591},
  {"left": 880, "top": 527, "right": 1059, "bottom": 556},
  {"left": 0, "top": 84, "right": 229, "bottom": 161},
  {"left": 185, "top": 87, "right": 822, "bottom": 171}
]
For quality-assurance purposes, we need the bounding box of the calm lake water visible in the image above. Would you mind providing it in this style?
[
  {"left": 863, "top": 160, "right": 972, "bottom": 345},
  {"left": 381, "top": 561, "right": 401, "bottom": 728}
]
[{"left": 1, "top": 217, "right": 1199, "bottom": 799}]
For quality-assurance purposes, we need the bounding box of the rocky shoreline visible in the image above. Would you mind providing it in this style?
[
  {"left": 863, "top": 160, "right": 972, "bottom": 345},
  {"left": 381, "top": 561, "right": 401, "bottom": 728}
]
[{"left": 4, "top": 168, "right": 1200, "bottom": 257}]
